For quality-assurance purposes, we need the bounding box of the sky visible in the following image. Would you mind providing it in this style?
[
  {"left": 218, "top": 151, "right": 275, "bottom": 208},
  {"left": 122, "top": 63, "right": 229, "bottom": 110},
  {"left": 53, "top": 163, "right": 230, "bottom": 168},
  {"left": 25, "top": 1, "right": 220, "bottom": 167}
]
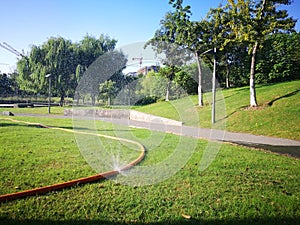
[{"left": 0, "top": 0, "right": 299, "bottom": 74}]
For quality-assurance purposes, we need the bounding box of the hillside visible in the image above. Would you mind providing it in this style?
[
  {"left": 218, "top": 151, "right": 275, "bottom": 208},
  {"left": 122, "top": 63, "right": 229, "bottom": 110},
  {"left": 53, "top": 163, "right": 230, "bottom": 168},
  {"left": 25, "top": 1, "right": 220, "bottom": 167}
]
[{"left": 134, "top": 80, "right": 300, "bottom": 140}]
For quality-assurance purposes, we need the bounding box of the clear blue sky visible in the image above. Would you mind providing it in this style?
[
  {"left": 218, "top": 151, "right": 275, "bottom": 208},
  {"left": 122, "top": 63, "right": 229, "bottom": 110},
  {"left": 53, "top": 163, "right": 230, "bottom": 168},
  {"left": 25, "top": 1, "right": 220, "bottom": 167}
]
[{"left": 0, "top": 0, "right": 299, "bottom": 73}]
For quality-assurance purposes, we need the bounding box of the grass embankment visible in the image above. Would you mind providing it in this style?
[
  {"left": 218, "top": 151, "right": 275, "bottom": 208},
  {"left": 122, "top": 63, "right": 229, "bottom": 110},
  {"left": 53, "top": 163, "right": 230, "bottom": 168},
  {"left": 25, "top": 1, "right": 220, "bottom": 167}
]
[
  {"left": 135, "top": 80, "right": 300, "bottom": 140},
  {"left": 0, "top": 116, "right": 299, "bottom": 225}
]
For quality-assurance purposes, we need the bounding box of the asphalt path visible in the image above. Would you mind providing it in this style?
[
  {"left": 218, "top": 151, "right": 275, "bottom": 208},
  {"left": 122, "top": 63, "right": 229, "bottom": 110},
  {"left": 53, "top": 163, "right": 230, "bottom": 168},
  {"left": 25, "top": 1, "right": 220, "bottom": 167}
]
[{"left": 9, "top": 113, "right": 300, "bottom": 158}]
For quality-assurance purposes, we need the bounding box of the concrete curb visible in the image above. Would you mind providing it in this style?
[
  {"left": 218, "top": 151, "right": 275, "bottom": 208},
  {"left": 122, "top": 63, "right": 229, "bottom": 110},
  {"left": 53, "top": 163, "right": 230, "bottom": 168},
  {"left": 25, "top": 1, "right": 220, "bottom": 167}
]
[{"left": 64, "top": 109, "right": 183, "bottom": 126}]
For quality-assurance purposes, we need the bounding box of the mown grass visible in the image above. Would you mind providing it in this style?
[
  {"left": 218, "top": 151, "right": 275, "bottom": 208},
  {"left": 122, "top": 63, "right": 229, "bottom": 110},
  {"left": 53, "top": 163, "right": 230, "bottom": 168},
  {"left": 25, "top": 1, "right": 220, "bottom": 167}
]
[
  {"left": 135, "top": 80, "right": 300, "bottom": 140},
  {"left": 0, "top": 117, "right": 142, "bottom": 194},
  {"left": 0, "top": 116, "right": 299, "bottom": 225}
]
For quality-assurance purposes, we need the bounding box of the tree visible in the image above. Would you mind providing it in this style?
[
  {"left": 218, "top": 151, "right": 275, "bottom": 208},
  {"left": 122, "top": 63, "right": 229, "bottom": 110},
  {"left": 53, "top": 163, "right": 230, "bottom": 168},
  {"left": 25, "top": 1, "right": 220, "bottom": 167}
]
[
  {"left": 225, "top": 0, "right": 296, "bottom": 106},
  {"left": 0, "top": 73, "right": 13, "bottom": 97},
  {"left": 99, "top": 80, "right": 116, "bottom": 106},
  {"left": 79, "top": 50, "right": 127, "bottom": 105},
  {"left": 16, "top": 34, "right": 118, "bottom": 106},
  {"left": 17, "top": 37, "right": 77, "bottom": 105},
  {"left": 149, "top": 0, "right": 211, "bottom": 106},
  {"left": 146, "top": 39, "right": 193, "bottom": 101}
]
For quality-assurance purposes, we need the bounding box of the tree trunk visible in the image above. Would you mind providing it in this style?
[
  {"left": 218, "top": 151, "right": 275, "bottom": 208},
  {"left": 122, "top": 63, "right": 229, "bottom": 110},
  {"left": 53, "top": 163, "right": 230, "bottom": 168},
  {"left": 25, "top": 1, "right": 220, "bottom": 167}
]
[
  {"left": 226, "top": 63, "right": 230, "bottom": 88},
  {"left": 60, "top": 94, "right": 64, "bottom": 107},
  {"left": 76, "top": 94, "right": 79, "bottom": 106},
  {"left": 195, "top": 52, "right": 203, "bottom": 106},
  {"left": 250, "top": 42, "right": 258, "bottom": 107},
  {"left": 91, "top": 95, "right": 96, "bottom": 106},
  {"left": 166, "top": 79, "right": 171, "bottom": 101},
  {"left": 108, "top": 96, "right": 111, "bottom": 106},
  {"left": 128, "top": 88, "right": 131, "bottom": 105}
]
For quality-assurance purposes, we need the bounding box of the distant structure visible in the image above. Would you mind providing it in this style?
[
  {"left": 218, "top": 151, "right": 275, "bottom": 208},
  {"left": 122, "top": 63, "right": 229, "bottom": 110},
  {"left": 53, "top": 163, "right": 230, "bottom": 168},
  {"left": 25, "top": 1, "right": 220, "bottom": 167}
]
[
  {"left": 126, "top": 71, "right": 138, "bottom": 77},
  {"left": 137, "top": 65, "right": 160, "bottom": 76}
]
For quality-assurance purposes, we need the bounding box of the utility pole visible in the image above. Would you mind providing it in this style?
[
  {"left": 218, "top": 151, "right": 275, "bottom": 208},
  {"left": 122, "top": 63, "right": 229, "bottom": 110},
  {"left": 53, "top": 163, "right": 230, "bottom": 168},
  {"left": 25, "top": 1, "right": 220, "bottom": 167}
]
[
  {"left": 45, "top": 74, "right": 52, "bottom": 114},
  {"left": 201, "top": 48, "right": 217, "bottom": 124},
  {"left": 212, "top": 48, "right": 217, "bottom": 124}
]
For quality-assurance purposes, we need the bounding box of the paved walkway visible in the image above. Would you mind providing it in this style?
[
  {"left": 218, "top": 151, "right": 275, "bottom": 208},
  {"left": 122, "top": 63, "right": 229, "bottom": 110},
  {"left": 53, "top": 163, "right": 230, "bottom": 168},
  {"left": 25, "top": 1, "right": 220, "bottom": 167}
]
[{"left": 9, "top": 113, "right": 300, "bottom": 158}]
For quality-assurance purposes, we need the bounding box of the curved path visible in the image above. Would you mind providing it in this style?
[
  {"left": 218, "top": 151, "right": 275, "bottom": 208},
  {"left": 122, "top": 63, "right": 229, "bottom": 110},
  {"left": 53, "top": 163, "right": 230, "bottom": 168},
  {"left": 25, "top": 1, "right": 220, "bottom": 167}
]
[{"left": 0, "top": 118, "right": 146, "bottom": 202}]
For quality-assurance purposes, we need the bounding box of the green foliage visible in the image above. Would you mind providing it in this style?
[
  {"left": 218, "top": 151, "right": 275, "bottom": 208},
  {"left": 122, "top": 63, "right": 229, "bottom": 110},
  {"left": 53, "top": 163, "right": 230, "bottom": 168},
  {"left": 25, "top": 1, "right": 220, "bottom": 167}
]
[
  {"left": 99, "top": 80, "right": 116, "bottom": 106},
  {"left": 256, "top": 32, "right": 300, "bottom": 83},
  {"left": 0, "top": 73, "right": 14, "bottom": 96},
  {"left": 16, "top": 34, "right": 118, "bottom": 105}
]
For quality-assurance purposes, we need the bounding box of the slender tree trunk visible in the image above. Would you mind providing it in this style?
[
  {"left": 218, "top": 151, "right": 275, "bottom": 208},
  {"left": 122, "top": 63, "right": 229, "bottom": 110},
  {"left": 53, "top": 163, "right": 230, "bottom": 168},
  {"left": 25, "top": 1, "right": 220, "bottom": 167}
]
[
  {"left": 195, "top": 52, "right": 203, "bottom": 106},
  {"left": 226, "top": 64, "right": 230, "bottom": 88},
  {"left": 108, "top": 96, "right": 111, "bottom": 106},
  {"left": 250, "top": 42, "right": 258, "bottom": 107},
  {"left": 91, "top": 95, "right": 96, "bottom": 106},
  {"left": 76, "top": 97, "right": 79, "bottom": 106},
  {"left": 60, "top": 92, "right": 65, "bottom": 107},
  {"left": 128, "top": 88, "right": 131, "bottom": 105},
  {"left": 166, "top": 79, "right": 171, "bottom": 101}
]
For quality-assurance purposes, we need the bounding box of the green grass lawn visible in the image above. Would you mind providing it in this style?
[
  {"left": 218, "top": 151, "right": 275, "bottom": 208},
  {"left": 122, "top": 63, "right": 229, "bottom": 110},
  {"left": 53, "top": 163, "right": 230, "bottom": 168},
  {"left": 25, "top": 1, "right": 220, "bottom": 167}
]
[{"left": 0, "top": 116, "right": 299, "bottom": 225}]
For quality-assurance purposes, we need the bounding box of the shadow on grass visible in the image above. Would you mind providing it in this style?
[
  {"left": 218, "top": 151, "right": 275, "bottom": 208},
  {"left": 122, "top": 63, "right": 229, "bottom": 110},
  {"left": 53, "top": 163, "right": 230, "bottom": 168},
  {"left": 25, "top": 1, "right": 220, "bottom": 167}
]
[
  {"left": 267, "top": 89, "right": 300, "bottom": 106},
  {"left": 0, "top": 216, "right": 299, "bottom": 225},
  {"left": 230, "top": 141, "right": 300, "bottom": 158}
]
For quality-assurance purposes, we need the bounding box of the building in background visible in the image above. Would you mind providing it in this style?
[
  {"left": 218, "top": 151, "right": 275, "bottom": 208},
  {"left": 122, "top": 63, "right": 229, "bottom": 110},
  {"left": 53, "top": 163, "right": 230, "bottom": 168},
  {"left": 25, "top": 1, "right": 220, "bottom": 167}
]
[{"left": 137, "top": 65, "right": 160, "bottom": 76}]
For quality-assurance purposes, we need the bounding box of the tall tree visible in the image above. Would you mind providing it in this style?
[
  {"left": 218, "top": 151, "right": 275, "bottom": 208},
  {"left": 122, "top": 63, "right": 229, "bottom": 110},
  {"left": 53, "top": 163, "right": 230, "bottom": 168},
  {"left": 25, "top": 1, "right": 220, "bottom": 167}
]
[
  {"left": 146, "top": 40, "right": 193, "bottom": 101},
  {"left": 225, "top": 0, "right": 296, "bottom": 106},
  {"left": 149, "top": 0, "right": 210, "bottom": 106},
  {"left": 77, "top": 50, "right": 127, "bottom": 105}
]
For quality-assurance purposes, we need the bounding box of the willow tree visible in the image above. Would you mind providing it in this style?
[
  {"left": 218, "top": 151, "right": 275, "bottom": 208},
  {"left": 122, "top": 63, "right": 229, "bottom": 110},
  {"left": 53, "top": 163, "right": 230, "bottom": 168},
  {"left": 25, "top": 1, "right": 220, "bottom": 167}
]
[
  {"left": 17, "top": 35, "right": 118, "bottom": 105},
  {"left": 225, "top": 0, "right": 296, "bottom": 107}
]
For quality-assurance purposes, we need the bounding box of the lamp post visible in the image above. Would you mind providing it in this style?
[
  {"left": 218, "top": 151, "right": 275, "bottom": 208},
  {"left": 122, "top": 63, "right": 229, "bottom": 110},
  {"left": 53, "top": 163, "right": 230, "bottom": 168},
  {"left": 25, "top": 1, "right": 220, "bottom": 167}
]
[
  {"left": 201, "top": 48, "right": 217, "bottom": 124},
  {"left": 212, "top": 47, "right": 217, "bottom": 124},
  {"left": 45, "top": 74, "right": 52, "bottom": 114}
]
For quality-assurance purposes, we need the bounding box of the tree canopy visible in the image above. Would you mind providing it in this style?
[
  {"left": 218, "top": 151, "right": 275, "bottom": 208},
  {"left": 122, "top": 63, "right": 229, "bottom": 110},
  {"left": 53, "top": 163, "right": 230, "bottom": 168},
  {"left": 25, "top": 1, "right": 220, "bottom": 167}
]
[
  {"left": 147, "top": 0, "right": 297, "bottom": 107},
  {"left": 17, "top": 34, "right": 118, "bottom": 105}
]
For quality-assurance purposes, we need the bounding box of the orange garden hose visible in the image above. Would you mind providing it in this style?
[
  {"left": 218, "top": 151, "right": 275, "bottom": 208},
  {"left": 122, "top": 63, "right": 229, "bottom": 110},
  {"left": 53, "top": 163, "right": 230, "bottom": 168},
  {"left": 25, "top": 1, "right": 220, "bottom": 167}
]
[{"left": 0, "top": 118, "right": 146, "bottom": 202}]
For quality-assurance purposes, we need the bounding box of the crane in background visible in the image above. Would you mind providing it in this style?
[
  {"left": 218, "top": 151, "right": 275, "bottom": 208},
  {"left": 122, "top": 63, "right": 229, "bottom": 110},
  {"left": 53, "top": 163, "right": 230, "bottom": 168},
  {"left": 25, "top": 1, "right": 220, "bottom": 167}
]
[
  {"left": 0, "top": 42, "right": 25, "bottom": 58},
  {"left": 132, "top": 57, "right": 143, "bottom": 67}
]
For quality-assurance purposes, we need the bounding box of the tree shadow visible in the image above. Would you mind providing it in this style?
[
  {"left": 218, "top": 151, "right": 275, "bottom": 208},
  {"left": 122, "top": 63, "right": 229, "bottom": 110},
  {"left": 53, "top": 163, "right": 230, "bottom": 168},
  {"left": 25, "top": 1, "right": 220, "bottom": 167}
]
[
  {"left": 229, "top": 141, "right": 300, "bottom": 158},
  {"left": 267, "top": 89, "right": 300, "bottom": 106},
  {"left": 0, "top": 216, "right": 299, "bottom": 225}
]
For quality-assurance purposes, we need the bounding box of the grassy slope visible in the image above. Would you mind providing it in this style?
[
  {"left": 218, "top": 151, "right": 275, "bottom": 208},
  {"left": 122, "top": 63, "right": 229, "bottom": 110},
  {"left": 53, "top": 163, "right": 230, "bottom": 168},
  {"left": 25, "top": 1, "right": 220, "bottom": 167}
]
[
  {"left": 135, "top": 80, "right": 300, "bottom": 140},
  {"left": 0, "top": 117, "right": 299, "bottom": 225}
]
